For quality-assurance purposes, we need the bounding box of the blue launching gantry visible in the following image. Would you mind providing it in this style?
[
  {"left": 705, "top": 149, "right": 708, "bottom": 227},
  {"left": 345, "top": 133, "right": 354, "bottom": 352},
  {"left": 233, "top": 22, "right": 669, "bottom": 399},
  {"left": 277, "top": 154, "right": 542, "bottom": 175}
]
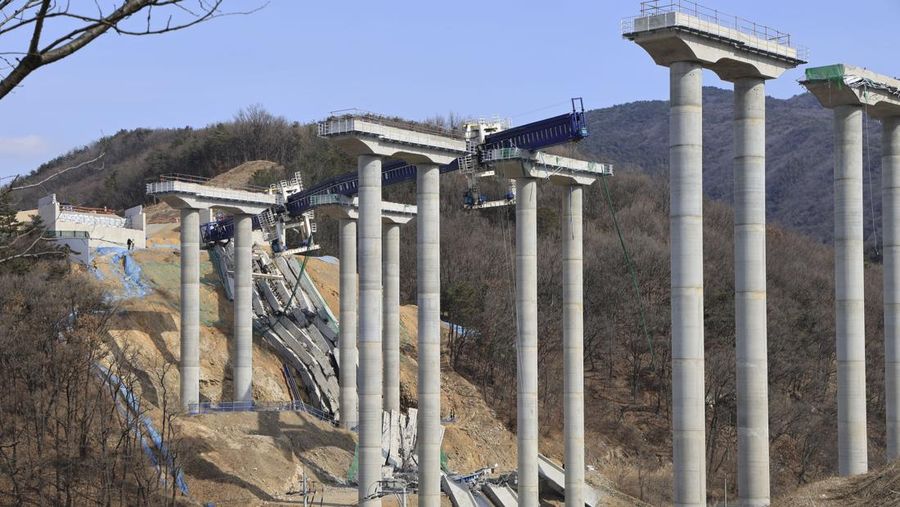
[{"left": 198, "top": 98, "right": 598, "bottom": 246}]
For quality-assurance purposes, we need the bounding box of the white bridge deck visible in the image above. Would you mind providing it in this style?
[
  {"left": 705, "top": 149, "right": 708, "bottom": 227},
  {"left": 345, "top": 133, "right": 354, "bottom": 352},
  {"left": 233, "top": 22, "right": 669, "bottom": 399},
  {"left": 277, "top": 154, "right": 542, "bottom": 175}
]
[
  {"left": 621, "top": 0, "right": 803, "bottom": 62},
  {"left": 309, "top": 194, "right": 417, "bottom": 224},
  {"left": 146, "top": 176, "right": 276, "bottom": 214},
  {"left": 318, "top": 114, "right": 468, "bottom": 158},
  {"left": 483, "top": 148, "right": 613, "bottom": 185}
]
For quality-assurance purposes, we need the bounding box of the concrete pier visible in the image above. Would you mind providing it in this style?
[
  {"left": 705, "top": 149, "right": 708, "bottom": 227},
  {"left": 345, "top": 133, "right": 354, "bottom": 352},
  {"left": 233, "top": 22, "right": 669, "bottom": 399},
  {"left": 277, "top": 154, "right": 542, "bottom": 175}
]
[
  {"left": 233, "top": 213, "right": 253, "bottom": 402},
  {"left": 624, "top": 6, "right": 803, "bottom": 500},
  {"left": 357, "top": 155, "right": 383, "bottom": 506},
  {"left": 886, "top": 117, "right": 900, "bottom": 459},
  {"left": 802, "top": 63, "right": 900, "bottom": 471},
  {"left": 339, "top": 218, "right": 359, "bottom": 430},
  {"left": 417, "top": 164, "right": 441, "bottom": 507},
  {"left": 734, "top": 77, "right": 770, "bottom": 505},
  {"left": 562, "top": 185, "right": 585, "bottom": 507},
  {"left": 516, "top": 177, "right": 539, "bottom": 507},
  {"left": 180, "top": 208, "right": 201, "bottom": 410},
  {"left": 670, "top": 61, "right": 707, "bottom": 505},
  {"left": 834, "top": 105, "right": 868, "bottom": 475},
  {"left": 383, "top": 223, "right": 401, "bottom": 414}
]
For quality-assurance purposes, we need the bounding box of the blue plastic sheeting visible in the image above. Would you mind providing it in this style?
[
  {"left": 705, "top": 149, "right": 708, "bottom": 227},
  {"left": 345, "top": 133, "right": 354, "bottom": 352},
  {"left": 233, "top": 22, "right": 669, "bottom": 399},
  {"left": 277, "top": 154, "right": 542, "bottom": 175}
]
[
  {"left": 317, "top": 255, "right": 339, "bottom": 265},
  {"left": 94, "top": 365, "right": 190, "bottom": 496},
  {"left": 441, "top": 320, "right": 471, "bottom": 336},
  {"left": 93, "top": 247, "right": 150, "bottom": 299}
]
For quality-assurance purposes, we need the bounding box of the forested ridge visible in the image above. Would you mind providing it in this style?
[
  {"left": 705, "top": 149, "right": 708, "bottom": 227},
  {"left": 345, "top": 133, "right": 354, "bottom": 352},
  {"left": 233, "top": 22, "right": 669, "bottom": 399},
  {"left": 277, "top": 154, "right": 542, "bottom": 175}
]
[{"left": 6, "top": 93, "right": 891, "bottom": 503}]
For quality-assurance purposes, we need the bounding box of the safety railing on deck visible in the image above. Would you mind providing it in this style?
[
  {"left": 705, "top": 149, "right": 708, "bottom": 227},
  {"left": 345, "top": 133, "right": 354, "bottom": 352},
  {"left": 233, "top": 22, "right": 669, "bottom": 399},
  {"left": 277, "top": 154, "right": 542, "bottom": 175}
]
[
  {"left": 317, "top": 110, "right": 463, "bottom": 139},
  {"left": 148, "top": 173, "right": 270, "bottom": 194},
  {"left": 187, "top": 400, "right": 337, "bottom": 425},
  {"left": 44, "top": 230, "right": 90, "bottom": 239},
  {"left": 622, "top": 0, "right": 808, "bottom": 61}
]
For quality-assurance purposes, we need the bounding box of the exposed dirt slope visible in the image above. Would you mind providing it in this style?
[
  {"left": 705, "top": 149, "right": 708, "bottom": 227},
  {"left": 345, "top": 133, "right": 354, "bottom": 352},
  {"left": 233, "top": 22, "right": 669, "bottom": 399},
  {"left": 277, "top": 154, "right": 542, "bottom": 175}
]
[
  {"left": 99, "top": 219, "right": 644, "bottom": 506},
  {"left": 778, "top": 461, "right": 900, "bottom": 506}
]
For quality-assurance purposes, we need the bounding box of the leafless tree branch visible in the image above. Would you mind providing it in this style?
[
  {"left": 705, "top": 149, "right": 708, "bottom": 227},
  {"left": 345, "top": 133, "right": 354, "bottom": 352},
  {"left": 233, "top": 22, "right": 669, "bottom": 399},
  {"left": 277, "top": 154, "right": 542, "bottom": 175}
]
[
  {"left": 0, "top": 0, "right": 266, "bottom": 100},
  {"left": 4, "top": 152, "right": 105, "bottom": 191}
]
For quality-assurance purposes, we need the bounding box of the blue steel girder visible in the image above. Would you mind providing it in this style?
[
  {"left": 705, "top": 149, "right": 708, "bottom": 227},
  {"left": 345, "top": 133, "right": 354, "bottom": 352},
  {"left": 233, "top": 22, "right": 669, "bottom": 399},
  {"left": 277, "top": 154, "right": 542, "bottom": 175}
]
[{"left": 200, "top": 103, "right": 590, "bottom": 243}]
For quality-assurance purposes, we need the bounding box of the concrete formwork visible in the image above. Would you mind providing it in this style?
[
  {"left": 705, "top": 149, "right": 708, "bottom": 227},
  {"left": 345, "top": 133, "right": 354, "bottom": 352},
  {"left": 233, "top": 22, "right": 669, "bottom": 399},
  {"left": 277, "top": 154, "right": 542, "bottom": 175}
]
[
  {"left": 339, "top": 218, "right": 359, "bottom": 430},
  {"left": 233, "top": 213, "right": 254, "bottom": 402},
  {"left": 357, "top": 154, "right": 384, "bottom": 506},
  {"left": 417, "top": 164, "right": 442, "bottom": 507},
  {"left": 179, "top": 208, "right": 201, "bottom": 410},
  {"left": 515, "top": 177, "right": 539, "bottom": 507},
  {"left": 734, "top": 77, "right": 771, "bottom": 506},
  {"left": 383, "top": 223, "right": 401, "bottom": 414}
]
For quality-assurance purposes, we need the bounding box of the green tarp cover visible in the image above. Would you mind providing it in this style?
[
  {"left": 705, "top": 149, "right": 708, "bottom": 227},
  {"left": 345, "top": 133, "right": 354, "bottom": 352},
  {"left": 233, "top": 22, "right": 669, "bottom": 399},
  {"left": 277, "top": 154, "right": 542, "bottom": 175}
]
[{"left": 805, "top": 64, "right": 845, "bottom": 82}]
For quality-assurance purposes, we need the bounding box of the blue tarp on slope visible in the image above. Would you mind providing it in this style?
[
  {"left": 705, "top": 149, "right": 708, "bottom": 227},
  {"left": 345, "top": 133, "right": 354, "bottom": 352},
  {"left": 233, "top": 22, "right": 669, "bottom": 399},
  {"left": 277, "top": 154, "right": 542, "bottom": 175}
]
[{"left": 93, "top": 247, "right": 150, "bottom": 299}]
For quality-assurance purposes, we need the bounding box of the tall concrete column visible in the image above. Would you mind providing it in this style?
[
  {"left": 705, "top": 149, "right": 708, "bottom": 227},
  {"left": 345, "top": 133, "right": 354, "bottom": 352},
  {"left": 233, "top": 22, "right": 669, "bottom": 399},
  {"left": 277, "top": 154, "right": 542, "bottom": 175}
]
[
  {"left": 670, "top": 61, "right": 706, "bottom": 505},
  {"left": 339, "top": 218, "right": 359, "bottom": 430},
  {"left": 383, "top": 223, "right": 401, "bottom": 413},
  {"left": 734, "top": 77, "right": 770, "bottom": 506},
  {"left": 179, "top": 208, "right": 200, "bottom": 411},
  {"left": 516, "top": 177, "right": 539, "bottom": 507},
  {"left": 233, "top": 213, "right": 253, "bottom": 403},
  {"left": 885, "top": 117, "right": 900, "bottom": 460},
  {"left": 417, "top": 164, "right": 441, "bottom": 507},
  {"left": 357, "top": 155, "right": 383, "bottom": 506},
  {"left": 834, "top": 105, "right": 868, "bottom": 476},
  {"left": 562, "top": 185, "right": 584, "bottom": 507}
]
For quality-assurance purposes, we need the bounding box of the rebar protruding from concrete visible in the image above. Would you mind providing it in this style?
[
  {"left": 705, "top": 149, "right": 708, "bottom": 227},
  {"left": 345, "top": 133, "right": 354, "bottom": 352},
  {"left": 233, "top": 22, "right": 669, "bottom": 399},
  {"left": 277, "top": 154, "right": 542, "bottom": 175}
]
[
  {"left": 734, "top": 77, "right": 771, "bottom": 506},
  {"left": 562, "top": 184, "right": 585, "bottom": 507},
  {"left": 886, "top": 116, "right": 900, "bottom": 461},
  {"left": 417, "top": 164, "right": 441, "bottom": 507},
  {"left": 357, "top": 155, "right": 383, "bottom": 506},
  {"left": 516, "top": 177, "right": 539, "bottom": 507},
  {"left": 670, "top": 61, "right": 707, "bottom": 505},
  {"left": 180, "top": 208, "right": 200, "bottom": 411},
  {"left": 233, "top": 213, "right": 253, "bottom": 402},
  {"left": 383, "top": 222, "right": 401, "bottom": 414},
  {"left": 835, "top": 105, "right": 868, "bottom": 476},
  {"left": 339, "top": 218, "right": 359, "bottom": 430}
]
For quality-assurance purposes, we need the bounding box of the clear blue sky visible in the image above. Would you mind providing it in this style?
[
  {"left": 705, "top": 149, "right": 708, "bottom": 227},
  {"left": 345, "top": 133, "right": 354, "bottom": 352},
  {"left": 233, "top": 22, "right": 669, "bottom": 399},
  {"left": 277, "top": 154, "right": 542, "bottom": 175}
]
[{"left": 0, "top": 0, "right": 897, "bottom": 179}]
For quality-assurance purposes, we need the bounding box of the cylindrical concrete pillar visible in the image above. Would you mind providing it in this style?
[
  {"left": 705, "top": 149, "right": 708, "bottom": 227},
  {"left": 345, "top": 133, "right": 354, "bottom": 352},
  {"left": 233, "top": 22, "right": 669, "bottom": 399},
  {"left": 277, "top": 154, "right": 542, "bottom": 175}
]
[
  {"left": 562, "top": 185, "right": 585, "bottom": 507},
  {"left": 670, "top": 61, "right": 706, "bottom": 505},
  {"left": 516, "top": 177, "right": 539, "bottom": 507},
  {"left": 339, "top": 218, "right": 359, "bottom": 430},
  {"left": 383, "top": 222, "right": 401, "bottom": 414},
  {"left": 734, "top": 77, "right": 770, "bottom": 506},
  {"left": 885, "top": 117, "right": 900, "bottom": 460},
  {"left": 233, "top": 213, "right": 253, "bottom": 403},
  {"left": 180, "top": 208, "right": 200, "bottom": 411},
  {"left": 358, "top": 155, "right": 383, "bottom": 506},
  {"left": 835, "top": 105, "right": 868, "bottom": 476},
  {"left": 417, "top": 164, "right": 441, "bottom": 507}
]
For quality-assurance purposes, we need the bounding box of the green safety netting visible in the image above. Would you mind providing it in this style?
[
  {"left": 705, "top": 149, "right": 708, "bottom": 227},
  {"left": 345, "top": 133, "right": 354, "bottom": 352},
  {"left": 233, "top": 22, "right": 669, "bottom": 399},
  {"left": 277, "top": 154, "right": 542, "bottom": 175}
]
[{"left": 805, "top": 64, "right": 846, "bottom": 83}]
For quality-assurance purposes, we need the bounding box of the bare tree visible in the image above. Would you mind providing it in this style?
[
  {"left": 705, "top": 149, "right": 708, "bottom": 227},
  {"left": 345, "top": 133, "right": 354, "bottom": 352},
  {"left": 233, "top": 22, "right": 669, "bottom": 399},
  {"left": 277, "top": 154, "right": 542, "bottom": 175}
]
[{"left": 0, "top": 0, "right": 266, "bottom": 100}]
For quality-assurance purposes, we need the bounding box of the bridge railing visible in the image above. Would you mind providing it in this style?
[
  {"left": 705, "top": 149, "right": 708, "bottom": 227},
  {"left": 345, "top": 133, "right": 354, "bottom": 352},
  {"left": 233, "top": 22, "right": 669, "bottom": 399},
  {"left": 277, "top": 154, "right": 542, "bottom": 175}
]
[{"left": 186, "top": 400, "right": 337, "bottom": 425}]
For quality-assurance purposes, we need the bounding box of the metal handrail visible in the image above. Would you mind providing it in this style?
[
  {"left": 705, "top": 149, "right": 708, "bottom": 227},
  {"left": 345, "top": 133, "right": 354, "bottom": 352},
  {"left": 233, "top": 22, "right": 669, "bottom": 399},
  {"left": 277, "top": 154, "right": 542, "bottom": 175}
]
[
  {"left": 623, "top": 0, "right": 808, "bottom": 59},
  {"left": 186, "top": 400, "right": 338, "bottom": 425},
  {"left": 150, "top": 173, "right": 270, "bottom": 194},
  {"left": 318, "top": 112, "right": 463, "bottom": 139},
  {"left": 44, "top": 230, "right": 90, "bottom": 239}
]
